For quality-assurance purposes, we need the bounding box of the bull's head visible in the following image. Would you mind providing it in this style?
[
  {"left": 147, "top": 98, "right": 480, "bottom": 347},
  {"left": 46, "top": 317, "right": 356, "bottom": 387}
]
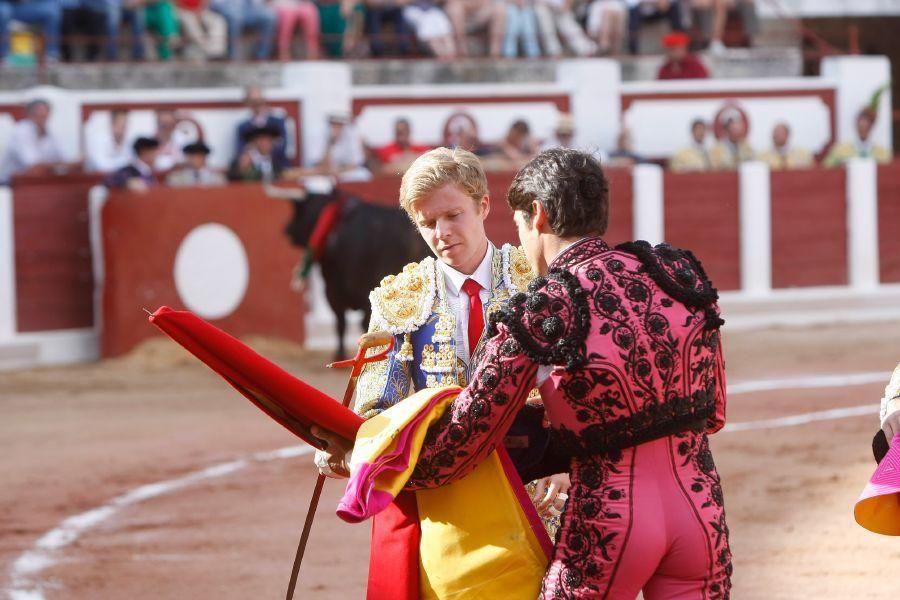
[
  {"left": 280, "top": 192, "right": 339, "bottom": 249},
  {"left": 264, "top": 178, "right": 339, "bottom": 249}
]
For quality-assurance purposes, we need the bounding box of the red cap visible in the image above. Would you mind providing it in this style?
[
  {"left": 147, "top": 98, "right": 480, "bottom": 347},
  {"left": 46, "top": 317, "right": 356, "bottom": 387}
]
[{"left": 662, "top": 32, "right": 691, "bottom": 48}]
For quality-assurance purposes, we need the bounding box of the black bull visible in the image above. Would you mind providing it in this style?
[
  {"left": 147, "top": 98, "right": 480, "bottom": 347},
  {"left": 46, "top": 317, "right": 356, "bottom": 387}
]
[{"left": 284, "top": 191, "right": 430, "bottom": 359}]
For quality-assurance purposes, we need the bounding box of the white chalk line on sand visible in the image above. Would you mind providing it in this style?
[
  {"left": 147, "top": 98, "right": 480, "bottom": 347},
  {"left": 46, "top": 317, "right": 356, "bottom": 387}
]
[
  {"left": 726, "top": 371, "right": 888, "bottom": 396},
  {"left": 723, "top": 404, "right": 878, "bottom": 432},
  {"left": 4, "top": 370, "right": 891, "bottom": 599},
  {"left": 722, "top": 371, "right": 886, "bottom": 432},
  {"left": 6, "top": 445, "right": 313, "bottom": 600}
]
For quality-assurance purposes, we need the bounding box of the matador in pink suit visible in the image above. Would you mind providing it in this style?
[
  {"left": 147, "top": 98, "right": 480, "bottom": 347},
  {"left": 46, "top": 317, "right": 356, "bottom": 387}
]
[{"left": 406, "top": 148, "right": 733, "bottom": 599}]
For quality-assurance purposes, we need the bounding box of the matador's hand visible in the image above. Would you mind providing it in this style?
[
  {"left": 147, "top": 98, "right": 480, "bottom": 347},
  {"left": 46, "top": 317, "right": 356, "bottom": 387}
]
[
  {"left": 311, "top": 425, "right": 353, "bottom": 479},
  {"left": 532, "top": 473, "right": 570, "bottom": 517}
]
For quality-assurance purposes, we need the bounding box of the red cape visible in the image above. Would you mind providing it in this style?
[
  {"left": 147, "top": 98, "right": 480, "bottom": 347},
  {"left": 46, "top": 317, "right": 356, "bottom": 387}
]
[{"left": 149, "top": 306, "right": 363, "bottom": 446}]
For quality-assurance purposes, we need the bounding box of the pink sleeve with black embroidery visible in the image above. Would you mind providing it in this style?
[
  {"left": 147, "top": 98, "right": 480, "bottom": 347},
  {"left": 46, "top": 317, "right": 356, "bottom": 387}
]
[
  {"left": 405, "top": 326, "right": 538, "bottom": 490},
  {"left": 707, "top": 330, "right": 727, "bottom": 433},
  {"left": 407, "top": 270, "right": 591, "bottom": 490}
]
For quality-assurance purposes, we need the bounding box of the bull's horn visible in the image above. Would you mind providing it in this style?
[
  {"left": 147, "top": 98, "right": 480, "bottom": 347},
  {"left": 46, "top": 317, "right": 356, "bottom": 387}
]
[{"left": 303, "top": 175, "right": 336, "bottom": 195}]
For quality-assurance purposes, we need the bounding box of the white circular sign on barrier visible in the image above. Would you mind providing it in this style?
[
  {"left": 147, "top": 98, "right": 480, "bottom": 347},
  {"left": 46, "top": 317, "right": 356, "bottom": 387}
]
[{"left": 174, "top": 223, "right": 249, "bottom": 320}]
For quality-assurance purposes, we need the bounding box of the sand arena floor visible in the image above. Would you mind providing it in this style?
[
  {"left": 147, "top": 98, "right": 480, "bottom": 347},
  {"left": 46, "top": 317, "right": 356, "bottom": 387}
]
[{"left": 2, "top": 321, "right": 900, "bottom": 599}]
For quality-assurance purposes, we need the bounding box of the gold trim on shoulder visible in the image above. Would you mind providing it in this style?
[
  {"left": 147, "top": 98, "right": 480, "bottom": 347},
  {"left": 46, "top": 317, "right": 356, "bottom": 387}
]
[
  {"left": 369, "top": 257, "right": 438, "bottom": 335},
  {"left": 501, "top": 244, "right": 535, "bottom": 295}
]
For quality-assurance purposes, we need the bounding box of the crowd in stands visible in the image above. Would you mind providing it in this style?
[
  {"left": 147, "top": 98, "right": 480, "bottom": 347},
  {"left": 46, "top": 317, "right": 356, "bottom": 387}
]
[
  {"left": 0, "top": 0, "right": 760, "bottom": 64},
  {"left": 0, "top": 85, "right": 892, "bottom": 188},
  {"left": 668, "top": 108, "right": 892, "bottom": 172}
]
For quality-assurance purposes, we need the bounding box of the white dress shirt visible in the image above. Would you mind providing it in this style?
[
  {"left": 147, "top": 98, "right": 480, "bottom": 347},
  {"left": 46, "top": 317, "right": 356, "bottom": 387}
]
[
  {"left": 436, "top": 244, "right": 494, "bottom": 364},
  {"left": 0, "top": 119, "right": 64, "bottom": 184},
  {"left": 86, "top": 134, "right": 132, "bottom": 173}
]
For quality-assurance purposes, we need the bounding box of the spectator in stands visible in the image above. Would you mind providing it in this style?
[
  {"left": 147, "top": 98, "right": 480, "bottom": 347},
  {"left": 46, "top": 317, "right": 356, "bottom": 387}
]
[
  {"left": 101, "top": 0, "right": 149, "bottom": 61},
  {"left": 534, "top": 0, "right": 594, "bottom": 58},
  {"left": 211, "top": 0, "right": 277, "bottom": 59},
  {"left": 658, "top": 30, "right": 707, "bottom": 79},
  {"left": 626, "top": 0, "right": 684, "bottom": 54},
  {"left": 0, "top": 0, "right": 62, "bottom": 63},
  {"left": 316, "top": 0, "right": 364, "bottom": 58},
  {"left": 442, "top": 111, "right": 497, "bottom": 157},
  {"left": 404, "top": 0, "right": 455, "bottom": 59},
  {"left": 144, "top": 0, "right": 179, "bottom": 60},
  {"left": 364, "top": 0, "right": 412, "bottom": 57},
  {"left": 824, "top": 108, "right": 892, "bottom": 168},
  {"left": 691, "top": 0, "right": 758, "bottom": 53},
  {"left": 444, "top": 0, "right": 505, "bottom": 58},
  {"left": 166, "top": 141, "right": 227, "bottom": 185},
  {"left": 176, "top": 0, "right": 227, "bottom": 59},
  {"left": 229, "top": 123, "right": 286, "bottom": 181},
  {"left": 61, "top": 0, "right": 109, "bottom": 61},
  {"left": 758, "top": 122, "right": 813, "bottom": 170},
  {"left": 105, "top": 136, "right": 159, "bottom": 192},
  {"left": 539, "top": 112, "right": 608, "bottom": 161},
  {"left": 500, "top": 118, "right": 539, "bottom": 165},
  {"left": 86, "top": 109, "right": 133, "bottom": 173},
  {"left": 154, "top": 108, "right": 193, "bottom": 171},
  {"left": 503, "top": 0, "right": 540, "bottom": 58},
  {"left": 317, "top": 112, "right": 371, "bottom": 180},
  {"left": 710, "top": 116, "right": 754, "bottom": 169},
  {"left": 274, "top": 0, "right": 319, "bottom": 60},
  {"left": 376, "top": 117, "right": 429, "bottom": 173},
  {"left": 606, "top": 127, "right": 645, "bottom": 167},
  {"left": 235, "top": 85, "right": 289, "bottom": 166},
  {"left": 541, "top": 112, "right": 575, "bottom": 150},
  {"left": 585, "top": 0, "right": 626, "bottom": 55},
  {"left": 0, "top": 99, "right": 65, "bottom": 184},
  {"left": 669, "top": 117, "right": 712, "bottom": 171}
]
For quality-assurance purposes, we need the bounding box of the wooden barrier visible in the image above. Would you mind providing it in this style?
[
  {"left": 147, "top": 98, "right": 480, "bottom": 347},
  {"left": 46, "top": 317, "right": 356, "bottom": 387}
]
[
  {"left": 770, "top": 168, "right": 848, "bottom": 288},
  {"left": 664, "top": 171, "right": 741, "bottom": 291},
  {"left": 12, "top": 173, "right": 100, "bottom": 332},
  {"left": 878, "top": 162, "right": 900, "bottom": 284},
  {"left": 4, "top": 162, "right": 898, "bottom": 361},
  {"left": 100, "top": 184, "right": 303, "bottom": 357}
]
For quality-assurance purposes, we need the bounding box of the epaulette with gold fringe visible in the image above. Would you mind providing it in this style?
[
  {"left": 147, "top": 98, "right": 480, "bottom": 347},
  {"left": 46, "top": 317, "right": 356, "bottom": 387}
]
[
  {"left": 369, "top": 257, "right": 438, "bottom": 360},
  {"left": 502, "top": 244, "right": 535, "bottom": 295}
]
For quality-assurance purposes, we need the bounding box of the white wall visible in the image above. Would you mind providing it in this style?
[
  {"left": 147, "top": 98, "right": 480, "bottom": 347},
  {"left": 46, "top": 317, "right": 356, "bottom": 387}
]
[
  {"left": 0, "top": 58, "right": 893, "bottom": 171},
  {"left": 821, "top": 55, "right": 893, "bottom": 151},
  {"left": 621, "top": 78, "right": 837, "bottom": 158},
  {"left": 0, "top": 187, "right": 15, "bottom": 340},
  {"left": 758, "top": 0, "right": 900, "bottom": 17}
]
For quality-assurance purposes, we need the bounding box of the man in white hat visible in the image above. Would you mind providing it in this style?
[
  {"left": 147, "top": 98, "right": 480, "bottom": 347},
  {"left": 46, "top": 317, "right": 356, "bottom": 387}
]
[
  {"left": 541, "top": 113, "right": 607, "bottom": 163},
  {"left": 317, "top": 111, "right": 371, "bottom": 181},
  {"left": 541, "top": 113, "right": 576, "bottom": 152}
]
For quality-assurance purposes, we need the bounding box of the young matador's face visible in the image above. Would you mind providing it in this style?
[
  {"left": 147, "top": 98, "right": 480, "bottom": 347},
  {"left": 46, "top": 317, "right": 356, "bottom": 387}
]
[{"left": 410, "top": 183, "right": 490, "bottom": 276}]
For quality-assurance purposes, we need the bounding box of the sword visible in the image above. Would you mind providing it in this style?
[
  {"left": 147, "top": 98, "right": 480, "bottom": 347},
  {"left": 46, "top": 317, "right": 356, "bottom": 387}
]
[{"left": 285, "top": 331, "right": 395, "bottom": 600}]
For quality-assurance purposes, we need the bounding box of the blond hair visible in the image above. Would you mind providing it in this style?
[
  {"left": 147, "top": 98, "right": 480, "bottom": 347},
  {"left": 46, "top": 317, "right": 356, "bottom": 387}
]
[{"left": 399, "top": 147, "right": 488, "bottom": 215}]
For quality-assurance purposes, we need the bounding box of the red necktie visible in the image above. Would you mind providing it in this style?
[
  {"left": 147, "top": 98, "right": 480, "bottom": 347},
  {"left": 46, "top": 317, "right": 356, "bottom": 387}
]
[{"left": 461, "top": 278, "right": 484, "bottom": 357}]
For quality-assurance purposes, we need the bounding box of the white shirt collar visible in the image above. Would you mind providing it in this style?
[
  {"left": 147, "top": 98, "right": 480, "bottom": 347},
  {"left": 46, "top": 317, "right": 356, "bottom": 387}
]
[{"left": 438, "top": 244, "right": 493, "bottom": 297}]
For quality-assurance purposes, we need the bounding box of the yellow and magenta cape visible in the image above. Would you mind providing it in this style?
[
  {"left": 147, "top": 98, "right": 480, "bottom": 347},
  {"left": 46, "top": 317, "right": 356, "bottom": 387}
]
[{"left": 337, "top": 387, "right": 552, "bottom": 599}]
